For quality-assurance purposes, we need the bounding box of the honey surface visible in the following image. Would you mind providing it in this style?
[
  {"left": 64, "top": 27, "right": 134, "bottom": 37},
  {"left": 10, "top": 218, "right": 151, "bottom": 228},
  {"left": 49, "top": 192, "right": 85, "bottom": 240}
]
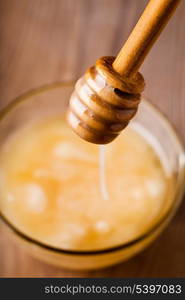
[{"left": 0, "top": 117, "right": 174, "bottom": 250}]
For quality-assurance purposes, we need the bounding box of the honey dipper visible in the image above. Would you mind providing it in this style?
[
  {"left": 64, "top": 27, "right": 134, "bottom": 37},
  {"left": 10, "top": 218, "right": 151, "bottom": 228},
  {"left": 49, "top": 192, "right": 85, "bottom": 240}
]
[{"left": 67, "top": 0, "right": 180, "bottom": 144}]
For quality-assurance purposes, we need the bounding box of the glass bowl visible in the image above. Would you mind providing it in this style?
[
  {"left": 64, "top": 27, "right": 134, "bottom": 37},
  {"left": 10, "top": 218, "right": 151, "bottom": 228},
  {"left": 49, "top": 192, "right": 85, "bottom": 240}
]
[{"left": 0, "top": 81, "right": 184, "bottom": 270}]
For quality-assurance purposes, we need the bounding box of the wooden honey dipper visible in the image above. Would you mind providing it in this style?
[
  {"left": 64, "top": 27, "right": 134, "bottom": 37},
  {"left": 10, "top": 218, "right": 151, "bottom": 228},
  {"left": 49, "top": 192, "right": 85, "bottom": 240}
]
[{"left": 67, "top": 0, "right": 181, "bottom": 144}]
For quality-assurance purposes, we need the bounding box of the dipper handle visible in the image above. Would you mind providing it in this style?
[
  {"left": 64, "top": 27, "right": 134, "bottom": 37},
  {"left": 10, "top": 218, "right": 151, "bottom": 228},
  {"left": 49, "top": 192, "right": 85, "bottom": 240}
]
[{"left": 113, "top": 0, "right": 181, "bottom": 77}]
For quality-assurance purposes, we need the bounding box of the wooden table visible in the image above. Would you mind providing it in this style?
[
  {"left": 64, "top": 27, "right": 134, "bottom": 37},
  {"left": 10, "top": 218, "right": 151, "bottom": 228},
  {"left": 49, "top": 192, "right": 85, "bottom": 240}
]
[{"left": 0, "top": 0, "right": 185, "bottom": 277}]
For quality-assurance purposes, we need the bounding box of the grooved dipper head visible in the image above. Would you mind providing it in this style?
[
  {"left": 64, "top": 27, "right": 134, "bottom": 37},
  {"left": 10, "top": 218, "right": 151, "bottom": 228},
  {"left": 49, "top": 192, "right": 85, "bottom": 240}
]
[{"left": 67, "top": 56, "right": 145, "bottom": 144}]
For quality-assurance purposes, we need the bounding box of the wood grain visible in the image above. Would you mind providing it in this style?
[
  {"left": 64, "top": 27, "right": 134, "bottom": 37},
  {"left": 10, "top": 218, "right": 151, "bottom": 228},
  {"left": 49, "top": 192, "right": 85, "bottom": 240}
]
[{"left": 0, "top": 0, "right": 185, "bottom": 277}]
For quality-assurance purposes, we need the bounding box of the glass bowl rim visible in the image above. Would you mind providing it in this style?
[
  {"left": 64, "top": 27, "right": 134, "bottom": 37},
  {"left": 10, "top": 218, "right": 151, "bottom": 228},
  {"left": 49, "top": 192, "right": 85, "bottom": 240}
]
[{"left": 0, "top": 81, "right": 184, "bottom": 256}]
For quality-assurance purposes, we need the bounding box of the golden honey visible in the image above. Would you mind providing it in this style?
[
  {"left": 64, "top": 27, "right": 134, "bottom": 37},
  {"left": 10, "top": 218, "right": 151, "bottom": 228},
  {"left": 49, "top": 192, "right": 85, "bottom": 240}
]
[{"left": 0, "top": 116, "right": 174, "bottom": 251}]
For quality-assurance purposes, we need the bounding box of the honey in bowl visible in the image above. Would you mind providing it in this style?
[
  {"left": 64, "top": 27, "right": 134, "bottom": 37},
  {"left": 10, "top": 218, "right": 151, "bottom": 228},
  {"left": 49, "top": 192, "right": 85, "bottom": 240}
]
[{"left": 0, "top": 116, "right": 174, "bottom": 251}]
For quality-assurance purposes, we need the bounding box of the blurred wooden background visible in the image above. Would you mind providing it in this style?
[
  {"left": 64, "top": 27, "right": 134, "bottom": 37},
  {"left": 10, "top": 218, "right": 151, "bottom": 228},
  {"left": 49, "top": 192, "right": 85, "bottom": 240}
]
[{"left": 0, "top": 0, "right": 185, "bottom": 277}]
